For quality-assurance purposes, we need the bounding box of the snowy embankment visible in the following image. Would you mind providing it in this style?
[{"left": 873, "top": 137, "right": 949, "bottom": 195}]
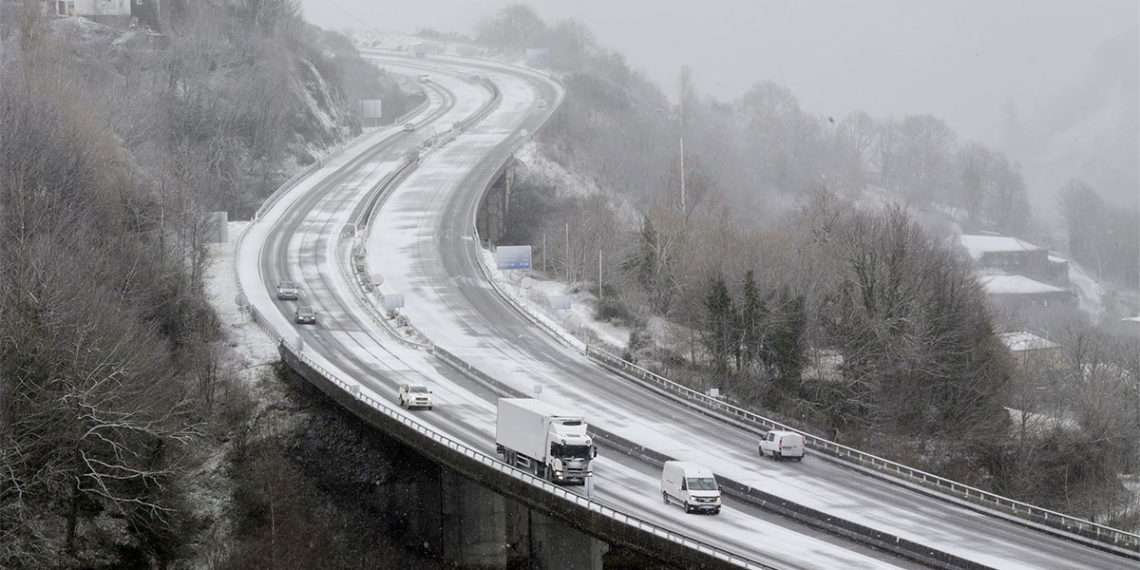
[
  {"left": 206, "top": 222, "right": 281, "bottom": 377},
  {"left": 1052, "top": 254, "right": 1106, "bottom": 318},
  {"left": 479, "top": 250, "right": 629, "bottom": 352},
  {"left": 479, "top": 140, "right": 636, "bottom": 353}
]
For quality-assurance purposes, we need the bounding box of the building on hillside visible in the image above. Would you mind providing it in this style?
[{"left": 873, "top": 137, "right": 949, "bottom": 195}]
[
  {"left": 1114, "top": 316, "right": 1140, "bottom": 338},
  {"left": 45, "top": 0, "right": 159, "bottom": 29},
  {"left": 998, "top": 331, "right": 1062, "bottom": 370},
  {"left": 960, "top": 233, "right": 1069, "bottom": 286},
  {"left": 978, "top": 273, "right": 1076, "bottom": 311}
]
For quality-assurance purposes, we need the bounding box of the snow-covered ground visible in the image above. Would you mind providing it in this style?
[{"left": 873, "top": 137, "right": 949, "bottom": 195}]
[
  {"left": 205, "top": 222, "right": 281, "bottom": 377},
  {"left": 515, "top": 140, "right": 603, "bottom": 198},
  {"left": 217, "top": 60, "right": 922, "bottom": 569},
  {"left": 480, "top": 250, "right": 631, "bottom": 352},
  {"left": 1053, "top": 254, "right": 1107, "bottom": 318},
  {"left": 353, "top": 60, "right": 1135, "bottom": 570}
]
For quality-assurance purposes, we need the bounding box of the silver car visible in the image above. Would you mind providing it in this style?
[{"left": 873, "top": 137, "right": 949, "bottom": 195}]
[{"left": 276, "top": 281, "right": 300, "bottom": 300}]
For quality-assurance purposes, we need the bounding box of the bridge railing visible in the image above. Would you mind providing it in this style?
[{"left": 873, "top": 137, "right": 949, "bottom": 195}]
[{"left": 276, "top": 336, "right": 774, "bottom": 570}]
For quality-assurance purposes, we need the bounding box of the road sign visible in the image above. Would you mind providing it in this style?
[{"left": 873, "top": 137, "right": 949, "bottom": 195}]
[
  {"left": 382, "top": 294, "right": 405, "bottom": 311},
  {"left": 495, "top": 245, "right": 533, "bottom": 270},
  {"left": 548, "top": 295, "right": 572, "bottom": 310}
]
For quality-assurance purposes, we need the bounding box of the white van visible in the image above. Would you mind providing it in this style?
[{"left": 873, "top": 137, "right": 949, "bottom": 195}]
[
  {"left": 759, "top": 430, "right": 805, "bottom": 461},
  {"left": 660, "top": 461, "right": 721, "bottom": 514}
]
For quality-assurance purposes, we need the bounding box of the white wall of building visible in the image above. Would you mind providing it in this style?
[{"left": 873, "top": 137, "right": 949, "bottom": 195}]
[{"left": 73, "top": 0, "right": 130, "bottom": 16}]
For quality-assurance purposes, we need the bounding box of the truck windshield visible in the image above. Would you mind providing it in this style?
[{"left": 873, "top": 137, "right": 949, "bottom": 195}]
[
  {"left": 686, "top": 477, "right": 718, "bottom": 491},
  {"left": 551, "top": 443, "right": 592, "bottom": 459}
]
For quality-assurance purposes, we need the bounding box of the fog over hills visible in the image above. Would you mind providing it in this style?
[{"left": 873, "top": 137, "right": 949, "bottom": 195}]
[{"left": 304, "top": 0, "right": 1139, "bottom": 215}]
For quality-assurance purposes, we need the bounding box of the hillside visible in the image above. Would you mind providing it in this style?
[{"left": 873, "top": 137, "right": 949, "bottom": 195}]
[{"left": 0, "top": 5, "right": 421, "bottom": 567}]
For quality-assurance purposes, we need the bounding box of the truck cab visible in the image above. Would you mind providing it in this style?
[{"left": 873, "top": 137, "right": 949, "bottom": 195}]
[
  {"left": 495, "top": 398, "right": 596, "bottom": 485},
  {"left": 661, "top": 461, "right": 721, "bottom": 514},
  {"left": 545, "top": 420, "right": 594, "bottom": 483}
]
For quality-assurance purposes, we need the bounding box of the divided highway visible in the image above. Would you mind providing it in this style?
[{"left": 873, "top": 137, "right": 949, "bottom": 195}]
[
  {"left": 240, "top": 57, "right": 912, "bottom": 570},
  {"left": 237, "top": 51, "right": 1135, "bottom": 569},
  {"left": 360, "top": 54, "right": 1134, "bottom": 570}
]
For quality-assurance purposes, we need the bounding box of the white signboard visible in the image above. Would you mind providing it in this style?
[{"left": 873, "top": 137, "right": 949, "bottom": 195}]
[
  {"left": 359, "top": 99, "right": 384, "bottom": 119},
  {"left": 495, "top": 245, "right": 533, "bottom": 270},
  {"left": 382, "top": 294, "right": 405, "bottom": 311}
]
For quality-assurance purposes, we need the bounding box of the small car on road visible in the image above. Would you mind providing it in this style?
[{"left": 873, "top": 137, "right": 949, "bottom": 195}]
[
  {"left": 276, "top": 281, "right": 300, "bottom": 300},
  {"left": 294, "top": 304, "right": 317, "bottom": 325},
  {"left": 398, "top": 384, "right": 433, "bottom": 410},
  {"left": 402, "top": 122, "right": 416, "bottom": 132}
]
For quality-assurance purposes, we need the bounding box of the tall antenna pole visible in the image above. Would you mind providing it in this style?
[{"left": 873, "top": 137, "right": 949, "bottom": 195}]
[{"left": 679, "top": 67, "right": 687, "bottom": 216}]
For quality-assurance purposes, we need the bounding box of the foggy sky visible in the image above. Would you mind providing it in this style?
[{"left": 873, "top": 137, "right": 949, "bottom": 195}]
[{"left": 304, "top": 0, "right": 1137, "bottom": 160}]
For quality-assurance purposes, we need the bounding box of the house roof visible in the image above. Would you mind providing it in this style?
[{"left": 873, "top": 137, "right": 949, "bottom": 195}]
[
  {"left": 978, "top": 274, "right": 1067, "bottom": 295},
  {"left": 998, "top": 331, "right": 1060, "bottom": 352},
  {"left": 960, "top": 234, "right": 1042, "bottom": 261}
]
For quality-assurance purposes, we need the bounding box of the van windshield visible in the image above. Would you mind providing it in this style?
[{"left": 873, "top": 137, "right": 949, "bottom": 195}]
[{"left": 686, "top": 477, "right": 717, "bottom": 491}]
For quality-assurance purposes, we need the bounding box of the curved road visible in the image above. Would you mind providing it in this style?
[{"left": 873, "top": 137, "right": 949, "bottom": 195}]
[
  {"left": 239, "top": 59, "right": 917, "bottom": 570},
  {"left": 361, "top": 54, "right": 1134, "bottom": 570}
]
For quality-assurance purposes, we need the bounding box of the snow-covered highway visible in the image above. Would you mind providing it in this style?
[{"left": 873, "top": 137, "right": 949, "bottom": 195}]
[{"left": 236, "top": 51, "right": 1136, "bottom": 570}]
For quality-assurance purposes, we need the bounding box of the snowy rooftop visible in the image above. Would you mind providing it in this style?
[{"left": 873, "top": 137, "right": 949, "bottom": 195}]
[
  {"left": 998, "top": 331, "right": 1060, "bottom": 352},
  {"left": 1124, "top": 316, "right": 1140, "bottom": 323},
  {"left": 978, "top": 274, "right": 1067, "bottom": 295},
  {"left": 959, "top": 234, "right": 1042, "bottom": 260}
]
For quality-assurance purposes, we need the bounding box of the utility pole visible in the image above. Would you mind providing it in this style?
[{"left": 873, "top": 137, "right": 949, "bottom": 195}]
[
  {"left": 542, "top": 233, "right": 547, "bottom": 273},
  {"left": 598, "top": 249, "right": 603, "bottom": 298},
  {"left": 564, "top": 223, "right": 570, "bottom": 282},
  {"left": 679, "top": 66, "right": 688, "bottom": 217}
]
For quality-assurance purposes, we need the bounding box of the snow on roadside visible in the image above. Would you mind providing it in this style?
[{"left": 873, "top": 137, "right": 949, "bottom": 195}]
[
  {"left": 204, "top": 222, "right": 281, "bottom": 379},
  {"left": 480, "top": 249, "right": 630, "bottom": 352}
]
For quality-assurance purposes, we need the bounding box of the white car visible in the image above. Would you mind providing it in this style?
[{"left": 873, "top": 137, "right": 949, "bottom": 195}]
[
  {"left": 275, "top": 281, "right": 300, "bottom": 300},
  {"left": 759, "top": 430, "right": 805, "bottom": 461},
  {"left": 398, "top": 384, "right": 433, "bottom": 410}
]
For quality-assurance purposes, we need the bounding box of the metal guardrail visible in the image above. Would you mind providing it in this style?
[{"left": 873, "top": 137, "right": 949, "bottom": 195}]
[
  {"left": 439, "top": 55, "right": 1138, "bottom": 562},
  {"left": 273, "top": 338, "right": 773, "bottom": 570},
  {"left": 233, "top": 69, "right": 776, "bottom": 567},
  {"left": 586, "top": 346, "right": 1140, "bottom": 555}
]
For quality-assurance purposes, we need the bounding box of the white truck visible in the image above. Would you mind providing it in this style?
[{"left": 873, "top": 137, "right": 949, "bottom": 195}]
[{"left": 495, "top": 398, "right": 596, "bottom": 485}]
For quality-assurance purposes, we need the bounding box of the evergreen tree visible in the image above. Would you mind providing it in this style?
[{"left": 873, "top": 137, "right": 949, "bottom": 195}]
[
  {"left": 770, "top": 289, "right": 807, "bottom": 393},
  {"left": 623, "top": 215, "right": 675, "bottom": 314},
  {"left": 704, "top": 275, "right": 734, "bottom": 374},
  {"left": 739, "top": 270, "right": 767, "bottom": 370}
]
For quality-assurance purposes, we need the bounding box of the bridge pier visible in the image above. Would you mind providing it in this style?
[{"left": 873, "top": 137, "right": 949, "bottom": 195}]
[
  {"left": 528, "top": 509, "right": 607, "bottom": 569},
  {"left": 476, "top": 159, "right": 516, "bottom": 246},
  {"left": 441, "top": 470, "right": 509, "bottom": 568}
]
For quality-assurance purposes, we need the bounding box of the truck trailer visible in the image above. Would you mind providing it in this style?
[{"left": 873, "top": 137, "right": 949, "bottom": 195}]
[{"left": 495, "top": 398, "right": 596, "bottom": 485}]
